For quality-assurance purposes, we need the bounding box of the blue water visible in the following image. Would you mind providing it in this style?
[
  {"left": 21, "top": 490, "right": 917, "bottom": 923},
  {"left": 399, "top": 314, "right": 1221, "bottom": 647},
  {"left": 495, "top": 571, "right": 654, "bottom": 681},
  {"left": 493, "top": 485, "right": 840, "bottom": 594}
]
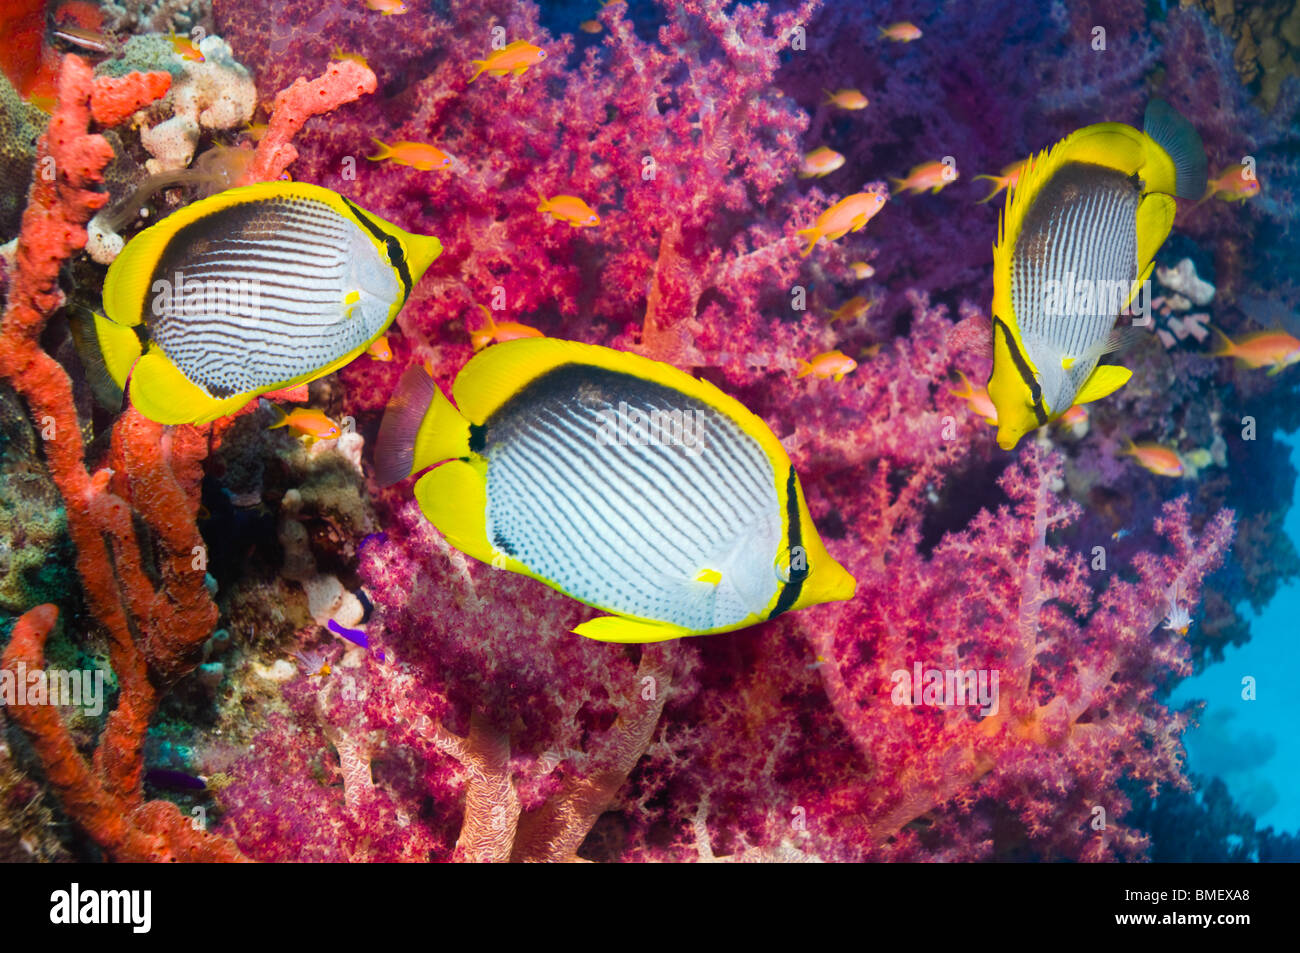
[{"left": 1170, "top": 430, "right": 1300, "bottom": 835}]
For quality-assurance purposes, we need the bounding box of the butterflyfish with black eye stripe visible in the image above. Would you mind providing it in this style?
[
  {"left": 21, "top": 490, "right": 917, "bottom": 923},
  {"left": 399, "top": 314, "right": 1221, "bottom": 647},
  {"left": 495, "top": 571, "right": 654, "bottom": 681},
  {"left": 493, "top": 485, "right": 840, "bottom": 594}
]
[
  {"left": 374, "top": 338, "right": 856, "bottom": 642},
  {"left": 85, "top": 181, "right": 442, "bottom": 425},
  {"left": 987, "top": 99, "right": 1207, "bottom": 450}
]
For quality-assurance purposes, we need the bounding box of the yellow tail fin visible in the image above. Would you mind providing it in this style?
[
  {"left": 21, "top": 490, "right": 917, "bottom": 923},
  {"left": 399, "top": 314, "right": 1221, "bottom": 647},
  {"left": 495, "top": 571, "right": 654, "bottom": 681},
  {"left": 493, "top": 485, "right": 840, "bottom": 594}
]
[{"left": 367, "top": 137, "right": 392, "bottom": 162}]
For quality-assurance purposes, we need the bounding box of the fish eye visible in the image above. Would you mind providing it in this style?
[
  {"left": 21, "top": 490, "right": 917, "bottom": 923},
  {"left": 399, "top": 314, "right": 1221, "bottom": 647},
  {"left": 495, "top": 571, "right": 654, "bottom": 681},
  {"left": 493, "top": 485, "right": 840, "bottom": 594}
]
[
  {"left": 774, "top": 544, "right": 810, "bottom": 584},
  {"left": 538, "top": 50, "right": 547, "bottom": 59},
  {"left": 385, "top": 235, "right": 404, "bottom": 265}
]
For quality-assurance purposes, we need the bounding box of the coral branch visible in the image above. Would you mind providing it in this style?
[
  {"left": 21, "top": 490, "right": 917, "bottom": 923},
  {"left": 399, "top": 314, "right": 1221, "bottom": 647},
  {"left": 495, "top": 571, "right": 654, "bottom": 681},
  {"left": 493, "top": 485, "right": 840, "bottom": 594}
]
[{"left": 241, "top": 60, "right": 377, "bottom": 185}]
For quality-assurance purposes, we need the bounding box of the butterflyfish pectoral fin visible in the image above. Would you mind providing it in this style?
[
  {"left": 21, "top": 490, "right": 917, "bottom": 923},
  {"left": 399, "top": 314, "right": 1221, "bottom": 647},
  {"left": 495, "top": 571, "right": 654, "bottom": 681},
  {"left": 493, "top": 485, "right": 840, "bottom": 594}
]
[
  {"left": 573, "top": 615, "right": 693, "bottom": 643},
  {"left": 694, "top": 568, "right": 722, "bottom": 585},
  {"left": 128, "top": 347, "right": 254, "bottom": 425},
  {"left": 1073, "top": 364, "right": 1132, "bottom": 405},
  {"left": 413, "top": 460, "right": 495, "bottom": 566}
]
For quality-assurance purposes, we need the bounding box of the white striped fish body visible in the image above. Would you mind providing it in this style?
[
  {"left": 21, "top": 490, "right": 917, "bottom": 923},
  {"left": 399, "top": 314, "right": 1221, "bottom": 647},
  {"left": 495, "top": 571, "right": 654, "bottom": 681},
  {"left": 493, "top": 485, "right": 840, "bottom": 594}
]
[
  {"left": 1012, "top": 161, "right": 1139, "bottom": 415},
  {"left": 147, "top": 195, "right": 398, "bottom": 399},
  {"left": 479, "top": 365, "right": 785, "bottom": 632}
]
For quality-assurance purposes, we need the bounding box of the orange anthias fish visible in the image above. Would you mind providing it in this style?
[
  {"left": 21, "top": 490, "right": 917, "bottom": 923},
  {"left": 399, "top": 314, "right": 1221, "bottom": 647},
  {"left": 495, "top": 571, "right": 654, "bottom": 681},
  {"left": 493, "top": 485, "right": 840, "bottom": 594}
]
[
  {"left": 269, "top": 406, "right": 343, "bottom": 441},
  {"left": 579, "top": 20, "right": 602, "bottom": 34},
  {"left": 468, "top": 40, "right": 547, "bottom": 82},
  {"left": 823, "top": 88, "right": 869, "bottom": 110},
  {"left": 538, "top": 193, "right": 600, "bottom": 227},
  {"left": 828, "top": 296, "right": 872, "bottom": 324},
  {"left": 367, "top": 137, "right": 452, "bottom": 172},
  {"left": 471, "top": 305, "right": 545, "bottom": 351},
  {"left": 365, "top": 0, "right": 408, "bottom": 15},
  {"left": 972, "top": 159, "right": 1027, "bottom": 204},
  {"left": 849, "top": 261, "right": 875, "bottom": 279},
  {"left": 879, "top": 22, "right": 923, "bottom": 42},
  {"left": 1123, "top": 441, "right": 1184, "bottom": 478},
  {"left": 891, "top": 160, "right": 959, "bottom": 195},
  {"left": 243, "top": 121, "right": 268, "bottom": 141},
  {"left": 949, "top": 371, "right": 998, "bottom": 425},
  {"left": 1058, "top": 404, "right": 1089, "bottom": 427},
  {"left": 797, "top": 350, "right": 858, "bottom": 382},
  {"left": 799, "top": 146, "right": 846, "bottom": 178},
  {"left": 367, "top": 335, "right": 394, "bottom": 362},
  {"left": 1211, "top": 328, "right": 1300, "bottom": 373},
  {"left": 168, "top": 31, "right": 204, "bottom": 62},
  {"left": 795, "top": 191, "right": 888, "bottom": 256},
  {"left": 1201, "top": 165, "right": 1261, "bottom": 203}
]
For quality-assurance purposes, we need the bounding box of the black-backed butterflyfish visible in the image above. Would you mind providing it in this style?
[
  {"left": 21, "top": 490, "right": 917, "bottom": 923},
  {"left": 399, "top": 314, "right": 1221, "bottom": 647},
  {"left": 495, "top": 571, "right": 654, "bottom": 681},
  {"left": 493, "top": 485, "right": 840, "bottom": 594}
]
[
  {"left": 88, "top": 181, "right": 442, "bottom": 425},
  {"left": 987, "top": 99, "right": 1206, "bottom": 450},
  {"left": 374, "top": 338, "right": 857, "bottom": 642}
]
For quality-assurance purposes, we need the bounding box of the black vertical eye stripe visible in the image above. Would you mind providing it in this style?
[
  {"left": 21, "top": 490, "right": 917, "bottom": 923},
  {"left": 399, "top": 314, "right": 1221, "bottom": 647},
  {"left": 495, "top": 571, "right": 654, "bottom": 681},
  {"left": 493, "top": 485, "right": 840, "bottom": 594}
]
[
  {"left": 992, "top": 316, "right": 1048, "bottom": 426},
  {"left": 769, "top": 467, "right": 806, "bottom": 620},
  {"left": 341, "top": 196, "right": 411, "bottom": 300}
]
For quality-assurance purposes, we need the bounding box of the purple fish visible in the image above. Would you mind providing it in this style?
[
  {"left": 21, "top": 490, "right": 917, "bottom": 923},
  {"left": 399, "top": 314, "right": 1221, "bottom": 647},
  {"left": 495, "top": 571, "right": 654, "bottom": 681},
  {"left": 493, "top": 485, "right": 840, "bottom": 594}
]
[
  {"left": 327, "top": 619, "right": 369, "bottom": 649},
  {"left": 145, "top": 769, "right": 207, "bottom": 791}
]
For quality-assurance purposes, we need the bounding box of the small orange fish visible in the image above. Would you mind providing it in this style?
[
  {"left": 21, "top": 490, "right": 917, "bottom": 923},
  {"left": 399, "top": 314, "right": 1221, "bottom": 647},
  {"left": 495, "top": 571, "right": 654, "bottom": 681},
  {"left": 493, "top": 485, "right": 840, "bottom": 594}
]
[
  {"left": 949, "top": 371, "right": 998, "bottom": 425},
  {"left": 243, "top": 121, "right": 268, "bottom": 142},
  {"left": 269, "top": 406, "right": 342, "bottom": 440},
  {"left": 1201, "top": 165, "right": 1261, "bottom": 203},
  {"left": 471, "top": 305, "right": 545, "bottom": 351},
  {"left": 1058, "top": 404, "right": 1089, "bottom": 427},
  {"left": 972, "top": 159, "right": 1026, "bottom": 204},
  {"left": 365, "top": 0, "right": 408, "bottom": 14},
  {"left": 1123, "top": 441, "right": 1184, "bottom": 478},
  {"left": 849, "top": 261, "right": 875, "bottom": 279},
  {"left": 795, "top": 191, "right": 887, "bottom": 256},
  {"left": 468, "top": 40, "right": 547, "bottom": 82},
  {"left": 879, "top": 22, "right": 922, "bottom": 42},
  {"left": 828, "top": 296, "right": 872, "bottom": 324},
  {"left": 823, "top": 88, "right": 869, "bottom": 110},
  {"left": 579, "top": 19, "right": 602, "bottom": 34},
  {"left": 538, "top": 193, "right": 600, "bottom": 227},
  {"left": 1211, "top": 328, "right": 1300, "bottom": 373},
  {"left": 891, "top": 160, "right": 959, "bottom": 195},
  {"left": 797, "top": 350, "right": 858, "bottom": 382},
  {"left": 799, "top": 146, "right": 846, "bottom": 178},
  {"left": 367, "top": 335, "right": 393, "bottom": 362},
  {"left": 367, "top": 138, "right": 452, "bottom": 172},
  {"left": 169, "top": 31, "right": 204, "bottom": 62},
  {"left": 332, "top": 46, "right": 371, "bottom": 69}
]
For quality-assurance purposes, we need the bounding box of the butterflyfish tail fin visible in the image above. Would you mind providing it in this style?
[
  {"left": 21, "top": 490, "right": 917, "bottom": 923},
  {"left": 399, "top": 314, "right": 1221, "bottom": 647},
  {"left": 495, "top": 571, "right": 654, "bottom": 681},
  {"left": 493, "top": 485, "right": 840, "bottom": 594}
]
[
  {"left": 69, "top": 306, "right": 131, "bottom": 412},
  {"left": 374, "top": 363, "right": 470, "bottom": 487},
  {"left": 1143, "top": 99, "right": 1207, "bottom": 199}
]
